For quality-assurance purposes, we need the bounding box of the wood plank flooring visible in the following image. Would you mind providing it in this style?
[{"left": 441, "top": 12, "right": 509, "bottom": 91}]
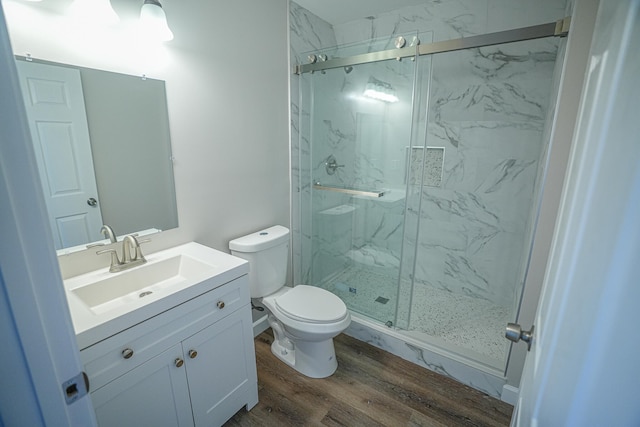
[{"left": 225, "top": 331, "right": 513, "bottom": 427}]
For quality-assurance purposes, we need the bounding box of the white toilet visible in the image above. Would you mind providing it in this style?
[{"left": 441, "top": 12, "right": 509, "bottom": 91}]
[{"left": 229, "top": 225, "right": 351, "bottom": 378}]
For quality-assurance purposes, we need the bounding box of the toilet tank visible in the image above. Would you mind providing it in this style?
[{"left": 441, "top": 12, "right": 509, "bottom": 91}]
[{"left": 228, "top": 225, "right": 290, "bottom": 298}]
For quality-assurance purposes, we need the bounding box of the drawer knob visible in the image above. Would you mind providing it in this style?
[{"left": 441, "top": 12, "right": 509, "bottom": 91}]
[
  {"left": 122, "top": 348, "right": 134, "bottom": 359},
  {"left": 188, "top": 349, "right": 198, "bottom": 359},
  {"left": 175, "top": 358, "right": 184, "bottom": 368},
  {"left": 217, "top": 301, "right": 225, "bottom": 309}
]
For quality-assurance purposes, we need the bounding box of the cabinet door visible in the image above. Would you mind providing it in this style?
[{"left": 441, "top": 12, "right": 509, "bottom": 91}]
[
  {"left": 91, "top": 344, "right": 193, "bottom": 427},
  {"left": 183, "top": 307, "right": 257, "bottom": 427}
]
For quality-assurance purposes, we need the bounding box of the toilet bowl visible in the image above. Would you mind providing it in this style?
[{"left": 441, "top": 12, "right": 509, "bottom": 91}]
[{"left": 229, "top": 225, "right": 351, "bottom": 378}]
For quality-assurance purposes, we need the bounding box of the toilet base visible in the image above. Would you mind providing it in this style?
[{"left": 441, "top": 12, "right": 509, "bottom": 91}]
[
  {"left": 268, "top": 314, "right": 338, "bottom": 378},
  {"left": 270, "top": 336, "right": 338, "bottom": 379}
]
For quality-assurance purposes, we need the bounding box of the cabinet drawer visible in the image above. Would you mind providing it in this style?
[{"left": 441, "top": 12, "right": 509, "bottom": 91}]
[{"left": 81, "top": 275, "right": 249, "bottom": 391}]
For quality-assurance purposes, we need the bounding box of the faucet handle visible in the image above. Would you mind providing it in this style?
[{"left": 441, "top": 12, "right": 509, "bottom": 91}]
[
  {"left": 96, "top": 248, "right": 122, "bottom": 272},
  {"left": 134, "top": 239, "right": 150, "bottom": 262}
]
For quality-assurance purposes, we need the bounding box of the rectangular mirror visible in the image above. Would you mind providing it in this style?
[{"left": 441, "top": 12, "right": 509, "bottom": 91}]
[{"left": 15, "top": 56, "right": 179, "bottom": 253}]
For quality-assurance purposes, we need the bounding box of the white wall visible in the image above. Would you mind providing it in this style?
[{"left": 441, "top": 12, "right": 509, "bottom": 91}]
[{"left": 4, "top": 0, "right": 290, "bottom": 276}]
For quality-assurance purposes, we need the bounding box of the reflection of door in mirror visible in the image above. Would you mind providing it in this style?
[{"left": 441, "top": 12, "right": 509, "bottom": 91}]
[{"left": 16, "top": 60, "right": 104, "bottom": 249}]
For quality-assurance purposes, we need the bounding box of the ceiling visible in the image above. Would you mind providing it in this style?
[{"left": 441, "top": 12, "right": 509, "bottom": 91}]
[{"left": 293, "top": 0, "right": 428, "bottom": 25}]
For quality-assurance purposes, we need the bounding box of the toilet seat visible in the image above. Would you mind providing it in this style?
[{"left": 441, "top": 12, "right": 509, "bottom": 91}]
[{"left": 275, "top": 285, "right": 348, "bottom": 324}]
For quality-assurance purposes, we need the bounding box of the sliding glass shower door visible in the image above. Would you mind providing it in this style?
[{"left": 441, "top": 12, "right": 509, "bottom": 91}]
[
  {"left": 298, "top": 37, "right": 426, "bottom": 326},
  {"left": 297, "top": 29, "right": 560, "bottom": 371}
]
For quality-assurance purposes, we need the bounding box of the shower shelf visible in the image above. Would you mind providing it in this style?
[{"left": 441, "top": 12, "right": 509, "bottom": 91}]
[{"left": 313, "top": 183, "right": 385, "bottom": 198}]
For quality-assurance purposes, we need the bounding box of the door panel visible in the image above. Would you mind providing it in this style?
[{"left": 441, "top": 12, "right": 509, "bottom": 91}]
[
  {"left": 16, "top": 60, "right": 103, "bottom": 249},
  {"left": 514, "top": 1, "right": 640, "bottom": 425}
]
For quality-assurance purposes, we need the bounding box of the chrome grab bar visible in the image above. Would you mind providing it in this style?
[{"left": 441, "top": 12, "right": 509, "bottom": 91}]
[{"left": 313, "top": 183, "right": 384, "bottom": 198}]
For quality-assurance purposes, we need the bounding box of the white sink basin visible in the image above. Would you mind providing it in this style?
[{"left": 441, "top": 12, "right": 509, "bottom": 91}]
[
  {"left": 72, "top": 254, "right": 215, "bottom": 315},
  {"left": 65, "top": 242, "right": 248, "bottom": 349}
]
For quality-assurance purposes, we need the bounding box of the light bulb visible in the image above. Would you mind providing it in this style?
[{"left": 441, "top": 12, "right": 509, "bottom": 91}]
[{"left": 139, "top": 0, "right": 174, "bottom": 42}]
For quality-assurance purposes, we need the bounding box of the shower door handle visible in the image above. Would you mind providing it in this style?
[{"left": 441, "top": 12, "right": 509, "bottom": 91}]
[{"left": 505, "top": 323, "right": 534, "bottom": 351}]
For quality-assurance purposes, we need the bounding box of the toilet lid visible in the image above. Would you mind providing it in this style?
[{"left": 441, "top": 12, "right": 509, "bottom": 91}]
[{"left": 275, "top": 285, "right": 347, "bottom": 323}]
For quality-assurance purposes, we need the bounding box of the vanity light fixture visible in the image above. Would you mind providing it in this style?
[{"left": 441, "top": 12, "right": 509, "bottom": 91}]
[
  {"left": 68, "top": 0, "right": 120, "bottom": 26},
  {"left": 363, "top": 77, "right": 399, "bottom": 103},
  {"left": 139, "top": 0, "right": 174, "bottom": 42}
]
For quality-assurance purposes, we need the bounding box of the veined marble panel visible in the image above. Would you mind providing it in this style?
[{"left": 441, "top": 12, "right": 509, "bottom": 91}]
[
  {"left": 291, "top": 0, "right": 566, "bottom": 393},
  {"left": 334, "top": 1, "right": 490, "bottom": 46},
  {"left": 345, "top": 315, "right": 507, "bottom": 399},
  {"left": 290, "top": 2, "right": 336, "bottom": 287}
]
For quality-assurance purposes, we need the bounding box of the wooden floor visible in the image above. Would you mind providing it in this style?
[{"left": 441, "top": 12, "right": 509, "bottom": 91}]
[{"left": 225, "top": 331, "right": 513, "bottom": 427}]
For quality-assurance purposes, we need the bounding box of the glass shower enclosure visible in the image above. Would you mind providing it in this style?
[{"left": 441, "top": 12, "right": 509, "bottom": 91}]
[{"left": 297, "top": 27, "right": 561, "bottom": 371}]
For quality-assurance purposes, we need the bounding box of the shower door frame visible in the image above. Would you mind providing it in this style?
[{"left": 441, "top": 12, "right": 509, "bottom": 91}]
[
  {"left": 294, "top": 18, "right": 570, "bottom": 75},
  {"left": 295, "top": 15, "right": 574, "bottom": 372}
]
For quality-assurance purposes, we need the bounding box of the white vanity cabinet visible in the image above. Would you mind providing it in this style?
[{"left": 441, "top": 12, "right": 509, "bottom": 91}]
[{"left": 80, "top": 275, "right": 258, "bottom": 427}]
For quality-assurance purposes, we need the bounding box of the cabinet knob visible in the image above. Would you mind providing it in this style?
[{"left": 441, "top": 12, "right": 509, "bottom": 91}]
[
  {"left": 217, "top": 301, "right": 225, "bottom": 309},
  {"left": 122, "top": 348, "right": 134, "bottom": 359},
  {"left": 175, "top": 358, "right": 184, "bottom": 368},
  {"left": 188, "top": 349, "right": 198, "bottom": 359}
]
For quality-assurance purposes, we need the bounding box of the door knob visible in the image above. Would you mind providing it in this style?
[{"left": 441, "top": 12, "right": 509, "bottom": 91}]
[
  {"left": 505, "top": 323, "right": 535, "bottom": 351},
  {"left": 87, "top": 197, "right": 98, "bottom": 207}
]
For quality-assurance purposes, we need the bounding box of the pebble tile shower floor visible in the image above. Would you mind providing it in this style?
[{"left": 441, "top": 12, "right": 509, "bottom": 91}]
[{"left": 322, "top": 265, "right": 511, "bottom": 368}]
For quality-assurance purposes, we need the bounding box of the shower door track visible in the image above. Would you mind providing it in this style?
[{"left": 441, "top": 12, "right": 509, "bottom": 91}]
[{"left": 294, "top": 17, "right": 571, "bottom": 75}]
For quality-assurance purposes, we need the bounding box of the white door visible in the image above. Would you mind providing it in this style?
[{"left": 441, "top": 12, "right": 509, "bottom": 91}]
[
  {"left": 16, "top": 60, "right": 103, "bottom": 249},
  {"left": 0, "top": 5, "right": 97, "bottom": 424},
  {"left": 513, "top": 0, "right": 640, "bottom": 425}
]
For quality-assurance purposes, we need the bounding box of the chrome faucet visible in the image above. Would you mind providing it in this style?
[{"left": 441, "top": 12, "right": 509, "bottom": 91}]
[
  {"left": 97, "top": 235, "right": 148, "bottom": 273},
  {"left": 100, "top": 225, "right": 117, "bottom": 243},
  {"left": 122, "top": 235, "right": 147, "bottom": 265}
]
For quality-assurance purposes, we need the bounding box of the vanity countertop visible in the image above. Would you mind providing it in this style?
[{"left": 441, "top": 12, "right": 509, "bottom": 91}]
[{"left": 64, "top": 242, "right": 248, "bottom": 349}]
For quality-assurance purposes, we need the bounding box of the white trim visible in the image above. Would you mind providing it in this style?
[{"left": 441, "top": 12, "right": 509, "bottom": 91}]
[
  {"left": 253, "top": 314, "right": 270, "bottom": 337},
  {"left": 504, "top": 0, "right": 600, "bottom": 389},
  {"left": 0, "top": 4, "right": 96, "bottom": 426},
  {"left": 501, "top": 385, "right": 519, "bottom": 406}
]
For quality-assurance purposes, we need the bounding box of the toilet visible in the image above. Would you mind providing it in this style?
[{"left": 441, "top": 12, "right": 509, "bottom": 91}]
[{"left": 229, "top": 225, "right": 351, "bottom": 378}]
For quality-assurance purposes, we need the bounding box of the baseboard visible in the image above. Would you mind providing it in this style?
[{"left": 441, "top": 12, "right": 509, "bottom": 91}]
[
  {"left": 252, "top": 313, "right": 269, "bottom": 337},
  {"left": 501, "top": 384, "right": 519, "bottom": 406}
]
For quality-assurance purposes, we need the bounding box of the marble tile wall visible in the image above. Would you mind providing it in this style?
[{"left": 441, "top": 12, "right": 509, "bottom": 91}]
[
  {"left": 292, "top": 0, "right": 564, "bottom": 312},
  {"left": 412, "top": 38, "right": 559, "bottom": 307},
  {"left": 290, "top": 0, "right": 566, "bottom": 344},
  {"left": 291, "top": 0, "right": 573, "bottom": 397},
  {"left": 290, "top": 2, "right": 336, "bottom": 285}
]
